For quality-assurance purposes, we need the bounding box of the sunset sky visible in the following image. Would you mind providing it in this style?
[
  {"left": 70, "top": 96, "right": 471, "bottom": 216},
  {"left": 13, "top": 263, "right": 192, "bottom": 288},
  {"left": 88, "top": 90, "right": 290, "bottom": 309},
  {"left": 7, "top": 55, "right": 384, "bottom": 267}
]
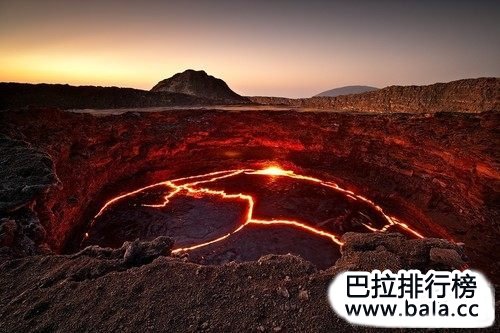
[{"left": 1, "top": 0, "right": 499, "bottom": 97}]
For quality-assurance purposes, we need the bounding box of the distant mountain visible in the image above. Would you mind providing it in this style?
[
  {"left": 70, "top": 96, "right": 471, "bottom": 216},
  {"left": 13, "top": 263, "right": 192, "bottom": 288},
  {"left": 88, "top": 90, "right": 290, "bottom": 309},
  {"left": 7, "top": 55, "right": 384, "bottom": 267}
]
[
  {"left": 314, "top": 85, "right": 378, "bottom": 97},
  {"left": 151, "top": 69, "right": 249, "bottom": 103}
]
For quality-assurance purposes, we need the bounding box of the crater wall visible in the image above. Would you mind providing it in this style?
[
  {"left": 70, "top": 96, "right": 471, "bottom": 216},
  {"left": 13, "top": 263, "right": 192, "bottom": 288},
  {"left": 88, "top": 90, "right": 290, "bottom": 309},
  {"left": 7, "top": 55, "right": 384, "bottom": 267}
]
[{"left": 0, "top": 109, "right": 498, "bottom": 278}]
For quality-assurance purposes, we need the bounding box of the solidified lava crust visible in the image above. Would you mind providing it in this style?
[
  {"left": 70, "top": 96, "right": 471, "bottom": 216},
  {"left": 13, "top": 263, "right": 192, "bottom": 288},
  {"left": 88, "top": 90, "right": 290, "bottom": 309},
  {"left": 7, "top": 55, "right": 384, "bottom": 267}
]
[
  {"left": 83, "top": 166, "right": 429, "bottom": 269},
  {"left": 0, "top": 108, "right": 499, "bottom": 281}
]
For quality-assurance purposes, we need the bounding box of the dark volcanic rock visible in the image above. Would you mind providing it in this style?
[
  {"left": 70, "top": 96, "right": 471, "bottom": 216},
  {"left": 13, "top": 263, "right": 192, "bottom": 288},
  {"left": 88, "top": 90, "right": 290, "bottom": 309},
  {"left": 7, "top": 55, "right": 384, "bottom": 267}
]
[
  {"left": 122, "top": 236, "right": 174, "bottom": 266},
  {"left": 1, "top": 233, "right": 498, "bottom": 332},
  {"left": 0, "top": 208, "right": 52, "bottom": 258},
  {"left": 0, "top": 136, "right": 58, "bottom": 258},
  {"left": 429, "top": 247, "right": 467, "bottom": 269},
  {"left": 251, "top": 77, "right": 500, "bottom": 113},
  {"left": 333, "top": 232, "right": 467, "bottom": 272},
  {"left": 75, "top": 236, "right": 173, "bottom": 265},
  {"left": 151, "top": 69, "right": 249, "bottom": 103},
  {"left": 0, "top": 235, "right": 480, "bottom": 332},
  {"left": 0, "top": 135, "right": 59, "bottom": 212}
]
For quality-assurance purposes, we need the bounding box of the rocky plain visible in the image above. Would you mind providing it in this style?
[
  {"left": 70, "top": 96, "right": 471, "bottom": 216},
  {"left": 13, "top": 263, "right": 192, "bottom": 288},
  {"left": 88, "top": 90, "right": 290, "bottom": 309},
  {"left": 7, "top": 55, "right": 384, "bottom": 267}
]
[{"left": 0, "top": 73, "right": 499, "bottom": 332}]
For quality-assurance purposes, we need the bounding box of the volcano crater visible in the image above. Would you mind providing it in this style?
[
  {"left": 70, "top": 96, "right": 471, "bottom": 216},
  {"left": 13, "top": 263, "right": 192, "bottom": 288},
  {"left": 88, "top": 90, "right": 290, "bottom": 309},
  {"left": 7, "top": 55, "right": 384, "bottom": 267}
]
[
  {"left": 80, "top": 165, "right": 433, "bottom": 268},
  {"left": 1, "top": 109, "right": 498, "bottom": 281}
]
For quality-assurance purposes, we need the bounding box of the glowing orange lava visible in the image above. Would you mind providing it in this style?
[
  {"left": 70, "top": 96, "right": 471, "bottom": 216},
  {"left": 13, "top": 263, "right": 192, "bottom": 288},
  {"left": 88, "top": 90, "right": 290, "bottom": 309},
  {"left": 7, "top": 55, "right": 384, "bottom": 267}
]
[{"left": 85, "top": 166, "right": 425, "bottom": 253}]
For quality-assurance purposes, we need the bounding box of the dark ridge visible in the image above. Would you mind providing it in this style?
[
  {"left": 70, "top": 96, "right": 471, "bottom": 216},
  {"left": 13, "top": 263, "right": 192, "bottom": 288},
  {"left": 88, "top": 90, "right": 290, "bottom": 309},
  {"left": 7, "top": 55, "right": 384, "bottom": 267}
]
[
  {"left": 0, "top": 76, "right": 250, "bottom": 110},
  {"left": 0, "top": 83, "right": 217, "bottom": 110}
]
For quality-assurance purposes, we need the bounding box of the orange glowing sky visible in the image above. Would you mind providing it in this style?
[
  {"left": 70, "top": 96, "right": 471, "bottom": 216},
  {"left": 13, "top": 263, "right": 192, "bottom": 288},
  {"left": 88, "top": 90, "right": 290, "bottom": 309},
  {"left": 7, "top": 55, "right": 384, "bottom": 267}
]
[{"left": 1, "top": 1, "right": 499, "bottom": 97}]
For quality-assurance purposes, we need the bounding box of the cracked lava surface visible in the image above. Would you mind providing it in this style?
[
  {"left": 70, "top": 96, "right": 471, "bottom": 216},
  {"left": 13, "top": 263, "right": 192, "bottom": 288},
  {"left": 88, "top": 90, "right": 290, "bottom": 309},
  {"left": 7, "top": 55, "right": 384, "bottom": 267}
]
[{"left": 82, "top": 166, "right": 427, "bottom": 268}]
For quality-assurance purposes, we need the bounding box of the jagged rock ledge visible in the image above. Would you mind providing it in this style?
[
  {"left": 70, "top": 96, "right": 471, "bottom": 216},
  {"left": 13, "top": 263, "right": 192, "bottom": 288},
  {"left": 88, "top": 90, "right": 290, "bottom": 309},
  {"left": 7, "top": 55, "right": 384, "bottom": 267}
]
[
  {"left": 0, "top": 136, "right": 60, "bottom": 257},
  {"left": 0, "top": 232, "right": 484, "bottom": 332}
]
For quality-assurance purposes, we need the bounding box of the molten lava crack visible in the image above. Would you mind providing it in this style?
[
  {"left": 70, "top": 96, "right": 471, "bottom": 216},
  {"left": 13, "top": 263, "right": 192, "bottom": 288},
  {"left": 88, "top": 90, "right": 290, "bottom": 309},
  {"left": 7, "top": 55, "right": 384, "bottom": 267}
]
[{"left": 84, "top": 166, "right": 425, "bottom": 254}]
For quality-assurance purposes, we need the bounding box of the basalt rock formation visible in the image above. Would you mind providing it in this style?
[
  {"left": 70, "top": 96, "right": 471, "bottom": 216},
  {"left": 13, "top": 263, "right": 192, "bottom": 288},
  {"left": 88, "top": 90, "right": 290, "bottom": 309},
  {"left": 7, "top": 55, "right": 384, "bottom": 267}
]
[
  {"left": 251, "top": 78, "right": 500, "bottom": 113},
  {"left": 151, "top": 69, "right": 250, "bottom": 103}
]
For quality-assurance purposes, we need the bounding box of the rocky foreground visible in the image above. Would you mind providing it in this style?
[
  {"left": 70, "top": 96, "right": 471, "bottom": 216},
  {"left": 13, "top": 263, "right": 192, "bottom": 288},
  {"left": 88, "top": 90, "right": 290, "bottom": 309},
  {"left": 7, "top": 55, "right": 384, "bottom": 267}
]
[{"left": 3, "top": 232, "right": 497, "bottom": 333}]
